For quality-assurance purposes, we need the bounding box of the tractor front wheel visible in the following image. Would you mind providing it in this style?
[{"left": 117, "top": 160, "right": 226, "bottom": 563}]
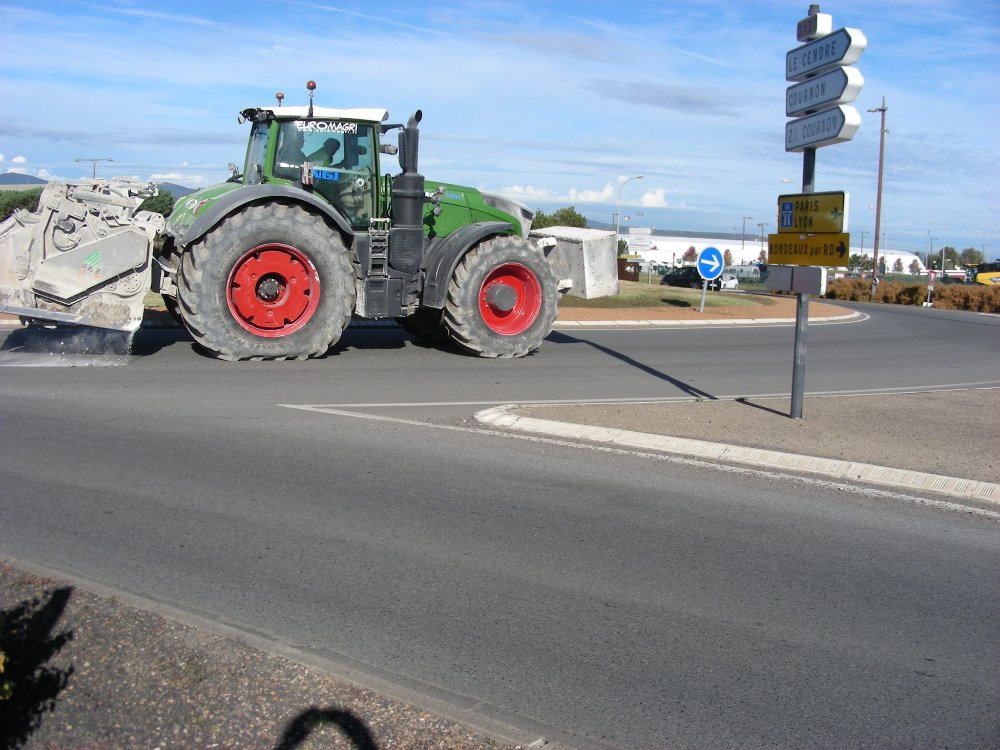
[
  {"left": 442, "top": 236, "right": 558, "bottom": 358},
  {"left": 177, "top": 203, "right": 354, "bottom": 361}
]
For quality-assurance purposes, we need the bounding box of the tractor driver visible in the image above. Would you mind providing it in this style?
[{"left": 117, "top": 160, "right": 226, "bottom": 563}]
[{"left": 306, "top": 137, "right": 341, "bottom": 167}]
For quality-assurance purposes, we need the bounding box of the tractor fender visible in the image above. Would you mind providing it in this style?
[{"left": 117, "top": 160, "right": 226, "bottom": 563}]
[
  {"left": 420, "top": 222, "right": 512, "bottom": 309},
  {"left": 171, "top": 184, "right": 355, "bottom": 249}
]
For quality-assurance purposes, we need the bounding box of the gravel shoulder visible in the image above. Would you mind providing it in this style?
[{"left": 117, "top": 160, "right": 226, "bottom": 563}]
[{"left": 0, "top": 563, "right": 521, "bottom": 750}]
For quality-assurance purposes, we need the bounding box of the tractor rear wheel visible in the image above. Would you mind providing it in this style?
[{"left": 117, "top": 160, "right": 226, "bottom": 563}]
[
  {"left": 178, "top": 203, "right": 354, "bottom": 361},
  {"left": 442, "top": 236, "right": 558, "bottom": 358}
]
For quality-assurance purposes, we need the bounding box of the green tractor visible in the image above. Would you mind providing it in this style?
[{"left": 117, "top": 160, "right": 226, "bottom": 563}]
[
  {"left": 158, "top": 82, "right": 559, "bottom": 360},
  {"left": 0, "top": 82, "right": 561, "bottom": 360}
]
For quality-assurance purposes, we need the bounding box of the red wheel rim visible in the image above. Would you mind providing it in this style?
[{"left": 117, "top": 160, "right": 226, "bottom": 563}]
[
  {"left": 226, "top": 243, "right": 320, "bottom": 337},
  {"left": 478, "top": 262, "right": 542, "bottom": 335}
]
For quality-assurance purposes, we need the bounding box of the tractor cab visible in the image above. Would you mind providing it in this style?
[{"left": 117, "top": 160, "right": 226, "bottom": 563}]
[{"left": 240, "top": 103, "right": 390, "bottom": 229}]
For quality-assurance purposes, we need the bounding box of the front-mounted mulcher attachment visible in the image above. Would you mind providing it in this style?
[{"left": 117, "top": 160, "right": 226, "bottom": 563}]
[{"left": 0, "top": 178, "right": 164, "bottom": 331}]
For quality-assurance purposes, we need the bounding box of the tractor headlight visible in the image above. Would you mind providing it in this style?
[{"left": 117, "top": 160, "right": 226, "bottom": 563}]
[{"left": 482, "top": 193, "right": 534, "bottom": 238}]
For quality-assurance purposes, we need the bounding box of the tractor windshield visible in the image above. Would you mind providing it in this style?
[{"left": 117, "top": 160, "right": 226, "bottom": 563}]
[
  {"left": 244, "top": 122, "right": 270, "bottom": 184},
  {"left": 273, "top": 119, "right": 377, "bottom": 228}
]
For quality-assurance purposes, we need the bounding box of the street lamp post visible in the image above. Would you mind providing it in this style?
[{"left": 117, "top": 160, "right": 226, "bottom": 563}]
[
  {"left": 757, "top": 222, "right": 767, "bottom": 254},
  {"left": 615, "top": 175, "right": 643, "bottom": 254},
  {"left": 740, "top": 216, "right": 752, "bottom": 255},
  {"left": 75, "top": 157, "right": 113, "bottom": 178},
  {"left": 867, "top": 96, "right": 888, "bottom": 296}
]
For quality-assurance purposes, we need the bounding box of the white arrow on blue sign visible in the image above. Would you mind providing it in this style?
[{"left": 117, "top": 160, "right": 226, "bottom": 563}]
[
  {"left": 785, "top": 27, "right": 867, "bottom": 81},
  {"left": 786, "top": 66, "right": 864, "bottom": 117},
  {"left": 697, "top": 246, "right": 725, "bottom": 281},
  {"left": 785, "top": 104, "right": 861, "bottom": 152}
]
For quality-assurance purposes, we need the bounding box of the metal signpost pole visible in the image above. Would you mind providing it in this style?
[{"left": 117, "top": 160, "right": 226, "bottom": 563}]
[
  {"left": 781, "top": 5, "right": 866, "bottom": 419},
  {"left": 790, "top": 147, "right": 815, "bottom": 419},
  {"left": 696, "top": 247, "right": 724, "bottom": 313}
]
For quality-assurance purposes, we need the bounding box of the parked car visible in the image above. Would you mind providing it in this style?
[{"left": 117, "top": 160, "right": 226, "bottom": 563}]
[
  {"left": 660, "top": 266, "right": 722, "bottom": 290},
  {"left": 935, "top": 274, "right": 971, "bottom": 285},
  {"left": 719, "top": 273, "right": 739, "bottom": 290}
]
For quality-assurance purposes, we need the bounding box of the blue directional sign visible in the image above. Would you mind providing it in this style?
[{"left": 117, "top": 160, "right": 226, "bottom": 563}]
[{"left": 697, "top": 246, "right": 725, "bottom": 281}]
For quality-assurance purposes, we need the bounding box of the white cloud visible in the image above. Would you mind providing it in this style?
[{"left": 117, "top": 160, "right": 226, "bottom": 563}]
[
  {"left": 567, "top": 183, "right": 616, "bottom": 203},
  {"left": 0, "top": 154, "right": 4, "bottom": 162},
  {"left": 499, "top": 184, "right": 560, "bottom": 202},
  {"left": 503, "top": 181, "right": 660, "bottom": 207},
  {"left": 11, "top": 155, "right": 27, "bottom": 164},
  {"left": 639, "top": 188, "right": 669, "bottom": 208}
]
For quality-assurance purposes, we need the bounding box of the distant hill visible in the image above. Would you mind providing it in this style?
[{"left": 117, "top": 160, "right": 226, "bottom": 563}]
[
  {"left": 156, "top": 182, "right": 197, "bottom": 197},
  {"left": 0, "top": 172, "right": 46, "bottom": 186},
  {"left": 0, "top": 173, "right": 200, "bottom": 199}
]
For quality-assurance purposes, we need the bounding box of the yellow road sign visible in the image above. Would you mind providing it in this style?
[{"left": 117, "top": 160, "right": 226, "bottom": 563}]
[
  {"left": 768, "top": 233, "right": 850, "bottom": 267},
  {"left": 777, "top": 191, "right": 848, "bottom": 234}
]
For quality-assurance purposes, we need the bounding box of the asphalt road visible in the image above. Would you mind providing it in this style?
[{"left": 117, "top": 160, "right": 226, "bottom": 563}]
[{"left": 1, "top": 302, "right": 999, "bottom": 747}]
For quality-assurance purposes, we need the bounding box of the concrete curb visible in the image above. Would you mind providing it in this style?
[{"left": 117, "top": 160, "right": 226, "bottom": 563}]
[
  {"left": 475, "top": 404, "right": 1000, "bottom": 505},
  {"left": 551, "top": 311, "right": 862, "bottom": 327}
]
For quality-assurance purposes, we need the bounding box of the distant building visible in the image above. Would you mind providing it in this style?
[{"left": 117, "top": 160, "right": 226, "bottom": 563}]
[
  {"left": 620, "top": 233, "right": 764, "bottom": 267},
  {"left": 868, "top": 249, "right": 926, "bottom": 274},
  {"left": 619, "top": 231, "right": 929, "bottom": 275}
]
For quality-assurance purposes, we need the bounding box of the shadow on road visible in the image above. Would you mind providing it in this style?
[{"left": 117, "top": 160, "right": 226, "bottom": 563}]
[
  {"left": 547, "top": 330, "right": 717, "bottom": 399},
  {"left": 274, "top": 706, "right": 379, "bottom": 750},
  {"left": 0, "top": 586, "right": 75, "bottom": 750}
]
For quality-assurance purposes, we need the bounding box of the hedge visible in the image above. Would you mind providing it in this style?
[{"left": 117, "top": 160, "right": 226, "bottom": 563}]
[
  {"left": 0, "top": 188, "right": 44, "bottom": 222},
  {"left": 824, "top": 278, "right": 1000, "bottom": 313}
]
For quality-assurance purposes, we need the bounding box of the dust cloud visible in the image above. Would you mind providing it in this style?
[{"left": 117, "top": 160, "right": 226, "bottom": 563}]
[{"left": 0, "top": 326, "right": 134, "bottom": 366}]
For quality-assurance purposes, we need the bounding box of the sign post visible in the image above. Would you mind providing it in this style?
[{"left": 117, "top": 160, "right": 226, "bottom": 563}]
[
  {"left": 696, "top": 246, "right": 724, "bottom": 313},
  {"left": 777, "top": 5, "right": 866, "bottom": 419},
  {"left": 778, "top": 191, "right": 848, "bottom": 234},
  {"left": 768, "top": 232, "right": 850, "bottom": 265}
]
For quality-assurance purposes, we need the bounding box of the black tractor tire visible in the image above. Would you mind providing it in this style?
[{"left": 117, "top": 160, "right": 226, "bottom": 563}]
[
  {"left": 397, "top": 306, "right": 449, "bottom": 344},
  {"left": 442, "top": 236, "right": 559, "bottom": 358},
  {"left": 177, "top": 203, "right": 355, "bottom": 361},
  {"left": 162, "top": 295, "right": 184, "bottom": 326}
]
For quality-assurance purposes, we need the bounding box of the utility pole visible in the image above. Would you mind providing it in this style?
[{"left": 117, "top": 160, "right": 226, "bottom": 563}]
[
  {"left": 867, "top": 96, "right": 887, "bottom": 296},
  {"left": 75, "top": 157, "right": 113, "bottom": 178},
  {"left": 741, "top": 216, "right": 752, "bottom": 255}
]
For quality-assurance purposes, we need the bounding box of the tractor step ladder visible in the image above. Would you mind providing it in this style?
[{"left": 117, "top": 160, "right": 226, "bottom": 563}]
[{"left": 368, "top": 218, "right": 390, "bottom": 277}]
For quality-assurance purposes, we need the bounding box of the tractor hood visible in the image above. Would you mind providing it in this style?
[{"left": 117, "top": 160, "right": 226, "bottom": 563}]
[
  {"left": 424, "top": 181, "right": 534, "bottom": 239},
  {"left": 163, "top": 182, "right": 243, "bottom": 240}
]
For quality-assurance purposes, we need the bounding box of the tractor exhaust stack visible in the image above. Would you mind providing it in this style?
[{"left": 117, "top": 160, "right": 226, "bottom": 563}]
[{"left": 389, "top": 110, "right": 425, "bottom": 274}]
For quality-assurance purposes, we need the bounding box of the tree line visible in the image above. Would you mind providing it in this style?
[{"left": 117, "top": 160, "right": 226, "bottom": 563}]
[
  {"left": 0, "top": 187, "right": 176, "bottom": 223},
  {"left": 847, "top": 246, "right": 985, "bottom": 274}
]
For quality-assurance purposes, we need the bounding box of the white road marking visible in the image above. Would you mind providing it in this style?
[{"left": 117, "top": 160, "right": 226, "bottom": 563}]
[{"left": 281, "top": 399, "right": 1000, "bottom": 519}]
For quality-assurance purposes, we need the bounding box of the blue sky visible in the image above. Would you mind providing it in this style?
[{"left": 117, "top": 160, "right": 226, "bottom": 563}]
[{"left": 2, "top": 0, "right": 997, "bottom": 256}]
